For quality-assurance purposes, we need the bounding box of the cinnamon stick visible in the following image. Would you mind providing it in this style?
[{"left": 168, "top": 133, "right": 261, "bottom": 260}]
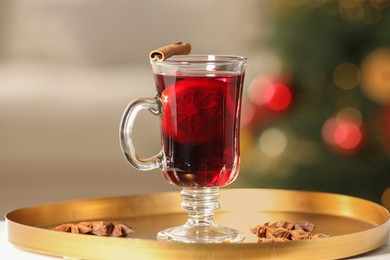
[{"left": 149, "top": 42, "right": 191, "bottom": 61}]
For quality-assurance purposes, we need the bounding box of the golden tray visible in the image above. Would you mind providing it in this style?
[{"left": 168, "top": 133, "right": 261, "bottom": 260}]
[{"left": 6, "top": 189, "right": 390, "bottom": 259}]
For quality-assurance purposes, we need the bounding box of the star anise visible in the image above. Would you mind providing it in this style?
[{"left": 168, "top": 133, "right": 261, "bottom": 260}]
[
  {"left": 250, "top": 220, "right": 330, "bottom": 242},
  {"left": 52, "top": 221, "right": 134, "bottom": 237}
]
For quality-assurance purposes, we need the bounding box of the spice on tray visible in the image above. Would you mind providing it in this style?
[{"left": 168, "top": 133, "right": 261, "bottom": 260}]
[
  {"left": 149, "top": 42, "right": 191, "bottom": 61},
  {"left": 52, "top": 221, "right": 134, "bottom": 238},
  {"left": 250, "top": 220, "right": 330, "bottom": 242}
]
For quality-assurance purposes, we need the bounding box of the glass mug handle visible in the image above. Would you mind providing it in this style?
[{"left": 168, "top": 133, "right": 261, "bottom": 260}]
[{"left": 119, "top": 97, "right": 165, "bottom": 171}]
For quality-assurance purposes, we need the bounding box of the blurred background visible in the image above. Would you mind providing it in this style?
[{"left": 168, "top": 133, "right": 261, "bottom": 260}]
[{"left": 1, "top": 0, "right": 389, "bottom": 218}]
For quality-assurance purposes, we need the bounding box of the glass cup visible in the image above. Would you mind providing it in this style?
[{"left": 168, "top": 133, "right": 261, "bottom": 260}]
[{"left": 119, "top": 55, "right": 247, "bottom": 243}]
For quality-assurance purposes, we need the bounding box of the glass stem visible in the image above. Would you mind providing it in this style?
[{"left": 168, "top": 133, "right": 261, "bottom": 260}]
[
  {"left": 181, "top": 187, "right": 220, "bottom": 226},
  {"left": 157, "top": 186, "right": 244, "bottom": 243}
]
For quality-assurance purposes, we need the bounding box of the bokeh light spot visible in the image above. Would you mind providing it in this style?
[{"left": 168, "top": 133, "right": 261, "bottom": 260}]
[
  {"left": 337, "top": 107, "right": 363, "bottom": 127},
  {"left": 382, "top": 187, "right": 390, "bottom": 211},
  {"left": 266, "top": 83, "right": 292, "bottom": 111},
  {"left": 334, "top": 121, "right": 362, "bottom": 150},
  {"left": 333, "top": 62, "right": 360, "bottom": 90},
  {"left": 248, "top": 76, "right": 292, "bottom": 111},
  {"left": 248, "top": 76, "right": 272, "bottom": 106},
  {"left": 322, "top": 113, "right": 363, "bottom": 153},
  {"left": 361, "top": 47, "right": 390, "bottom": 105},
  {"left": 258, "top": 128, "right": 287, "bottom": 156}
]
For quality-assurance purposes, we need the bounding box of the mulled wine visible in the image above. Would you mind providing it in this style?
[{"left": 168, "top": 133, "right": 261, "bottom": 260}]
[{"left": 155, "top": 73, "right": 244, "bottom": 187}]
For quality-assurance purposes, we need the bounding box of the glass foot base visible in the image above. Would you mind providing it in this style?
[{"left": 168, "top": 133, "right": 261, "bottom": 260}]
[
  {"left": 158, "top": 187, "right": 245, "bottom": 243},
  {"left": 157, "top": 222, "right": 245, "bottom": 243}
]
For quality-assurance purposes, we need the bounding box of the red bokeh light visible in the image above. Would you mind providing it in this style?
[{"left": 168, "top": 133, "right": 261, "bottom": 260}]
[
  {"left": 322, "top": 117, "right": 363, "bottom": 153},
  {"left": 265, "top": 83, "right": 292, "bottom": 111},
  {"left": 248, "top": 76, "right": 292, "bottom": 112}
]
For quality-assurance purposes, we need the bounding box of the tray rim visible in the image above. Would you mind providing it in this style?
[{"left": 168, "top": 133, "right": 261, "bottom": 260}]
[{"left": 7, "top": 188, "right": 390, "bottom": 221}]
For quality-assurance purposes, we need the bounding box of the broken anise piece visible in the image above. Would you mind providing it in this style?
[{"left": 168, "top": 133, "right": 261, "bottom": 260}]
[
  {"left": 294, "top": 221, "right": 315, "bottom": 233},
  {"left": 250, "top": 220, "right": 330, "bottom": 243},
  {"left": 52, "top": 221, "right": 134, "bottom": 237}
]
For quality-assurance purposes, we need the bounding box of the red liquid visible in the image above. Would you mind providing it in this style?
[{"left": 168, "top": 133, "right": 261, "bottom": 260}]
[{"left": 154, "top": 72, "right": 244, "bottom": 187}]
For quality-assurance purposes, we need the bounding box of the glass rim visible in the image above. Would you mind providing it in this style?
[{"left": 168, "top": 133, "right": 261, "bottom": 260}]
[{"left": 151, "top": 55, "right": 247, "bottom": 65}]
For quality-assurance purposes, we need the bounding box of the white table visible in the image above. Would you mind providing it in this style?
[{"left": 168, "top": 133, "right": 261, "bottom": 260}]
[{"left": 1, "top": 220, "right": 389, "bottom": 259}]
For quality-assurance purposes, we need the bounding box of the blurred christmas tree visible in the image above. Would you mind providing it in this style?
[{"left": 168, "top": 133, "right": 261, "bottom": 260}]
[{"left": 239, "top": 0, "right": 390, "bottom": 203}]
